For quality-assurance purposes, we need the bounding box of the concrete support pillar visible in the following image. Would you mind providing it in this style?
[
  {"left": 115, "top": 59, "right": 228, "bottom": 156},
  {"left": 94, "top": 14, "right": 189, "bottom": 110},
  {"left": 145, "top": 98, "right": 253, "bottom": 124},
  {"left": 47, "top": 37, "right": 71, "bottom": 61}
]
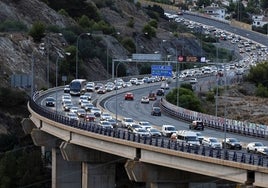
[
  {"left": 82, "top": 162, "right": 116, "bottom": 188},
  {"left": 125, "top": 159, "right": 223, "bottom": 188},
  {"left": 52, "top": 147, "right": 82, "bottom": 188},
  {"left": 31, "top": 128, "right": 59, "bottom": 148},
  {"left": 254, "top": 172, "right": 268, "bottom": 188},
  {"left": 21, "top": 118, "right": 35, "bottom": 134}
]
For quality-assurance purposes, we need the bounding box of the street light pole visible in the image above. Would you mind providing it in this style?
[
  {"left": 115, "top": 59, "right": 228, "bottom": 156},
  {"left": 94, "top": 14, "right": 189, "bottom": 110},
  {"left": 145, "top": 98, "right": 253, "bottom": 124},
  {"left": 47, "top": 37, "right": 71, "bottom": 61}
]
[
  {"left": 76, "top": 33, "right": 90, "bottom": 79},
  {"left": 115, "top": 61, "right": 124, "bottom": 122}
]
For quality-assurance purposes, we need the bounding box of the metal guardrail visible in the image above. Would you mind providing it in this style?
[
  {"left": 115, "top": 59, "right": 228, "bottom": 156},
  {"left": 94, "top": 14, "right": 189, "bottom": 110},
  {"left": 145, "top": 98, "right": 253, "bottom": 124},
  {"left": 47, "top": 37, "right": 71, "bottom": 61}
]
[
  {"left": 159, "top": 98, "right": 268, "bottom": 139},
  {"left": 29, "top": 91, "right": 268, "bottom": 168}
]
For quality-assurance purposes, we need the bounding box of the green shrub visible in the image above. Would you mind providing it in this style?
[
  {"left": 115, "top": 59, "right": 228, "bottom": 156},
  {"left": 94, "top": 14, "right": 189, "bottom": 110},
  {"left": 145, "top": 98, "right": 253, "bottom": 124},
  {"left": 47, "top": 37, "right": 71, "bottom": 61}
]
[
  {"left": 142, "top": 24, "right": 156, "bottom": 39},
  {"left": 206, "top": 91, "right": 215, "bottom": 102},
  {"left": 0, "top": 20, "right": 27, "bottom": 32},
  {"left": 121, "top": 37, "right": 135, "bottom": 53},
  {"left": 127, "top": 17, "right": 134, "bottom": 28},
  {"left": 148, "top": 19, "right": 158, "bottom": 28},
  {"left": 28, "top": 21, "right": 46, "bottom": 42},
  {"left": 58, "top": 9, "right": 69, "bottom": 17},
  {"left": 255, "top": 84, "right": 268, "bottom": 97}
]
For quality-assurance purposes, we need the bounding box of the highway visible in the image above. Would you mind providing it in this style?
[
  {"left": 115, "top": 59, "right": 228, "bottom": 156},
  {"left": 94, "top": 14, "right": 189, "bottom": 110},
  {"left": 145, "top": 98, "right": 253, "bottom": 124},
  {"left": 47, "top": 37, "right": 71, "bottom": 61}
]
[
  {"left": 103, "top": 81, "right": 268, "bottom": 149},
  {"left": 181, "top": 13, "right": 268, "bottom": 47}
]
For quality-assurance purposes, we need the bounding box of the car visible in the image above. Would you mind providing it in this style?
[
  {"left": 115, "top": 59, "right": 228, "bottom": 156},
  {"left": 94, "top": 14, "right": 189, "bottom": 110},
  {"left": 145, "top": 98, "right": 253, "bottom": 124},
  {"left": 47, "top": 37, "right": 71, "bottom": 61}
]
[
  {"left": 133, "top": 128, "right": 151, "bottom": 137},
  {"left": 160, "top": 82, "right": 169, "bottom": 90},
  {"left": 61, "top": 94, "right": 72, "bottom": 104},
  {"left": 63, "top": 85, "right": 70, "bottom": 93},
  {"left": 94, "top": 83, "right": 104, "bottom": 90},
  {"left": 97, "top": 87, "right": 106, "bottom": 94},
  {"left": 246, "top": 142, "right": 267, "bottom": 153},
  {"left": 106, "top": 118, "right": 118, "bottom": 128},
  {"left": 148, "top": 92, "right": 157, "bottom": 101},
  {"left": 156, "top": 89, "right": 165, "bottom": 96},
  {"left": 79, "top": 95, "right": 88, "bottom": 104},
  {"left": 76, "top": 108, "right": 86, "bottom": 118},
  {"left": 189, "top": 78, "right": 198, "bottom": 84},
  {"left": 141, "top": 96, "right": 149, "bottom": 103},
  {"left": 128, "top": 124, "right": 142, "bottom": 132},
  {"left": 257, "top": 147, "right": 268, "bottom": 156},
  {"left": 67, "top": 112, "right": 79, "bottom": 121},
  {"left": 202, "top": 137, "right": 222, "bottom": 149},
  {"left": 100, "top": 112, "right": 113, "bottom": 120},
  {"left": 162, "top": 125, "right": 177, "bottom": 137},
  {"left": 62, "top": 103, "right": 73, "bottom": 112},
  {"left": 222, "top": 138, "right": 242, "bottom": 150},
  {"left": 99, "top": 121, "right": 113, "bottom": 129},
  {"left": 151, "top": 107, "right": 161, "bottom": 116},
  {"left": 90, "top": 107, "right": 102, "bottom": 117},
  {"left": 125, "top": 92, "right": 134, "bottom": 100},
  {"left": 148, "top": 128, "right": 162, "bottom": 137},
  {"left": 83, "top": 92, "right": 92, "bottom": 100},
  {"left": 121, "top": 117, "right": 135, "bottom": 128},
  {"left": 189, "top": 120, "right": 204, "bottom": 130},
  {"left": 138, "top": 121, "right": 152, "bottom": 130},
  {"left": 83, "top": 103, "right": 95, "bottom": 111},
  {"left": 84, "top": 113, "right": 95, "bottom": 122},
  {"left": 70, "top": 106, "right": 79, "bottom": 114},
  {"left": 195, "top": 132, "right": 205, "bottom": 144},
  {"left": 45, "top": 97, "right": 56, "bottom": 107},
  {"left": 80, "top": 100, "right": 92, "bottom": 108},
  {"left": 129, "top": 78, "right": 138, "bottom": 85}
]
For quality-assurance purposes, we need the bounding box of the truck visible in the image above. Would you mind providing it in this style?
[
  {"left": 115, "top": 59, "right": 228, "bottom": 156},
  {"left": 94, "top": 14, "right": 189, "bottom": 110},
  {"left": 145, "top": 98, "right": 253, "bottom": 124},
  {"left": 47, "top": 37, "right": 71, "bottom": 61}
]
[{"left": 162, "top": 125, "right": 177, "bottom": 137}]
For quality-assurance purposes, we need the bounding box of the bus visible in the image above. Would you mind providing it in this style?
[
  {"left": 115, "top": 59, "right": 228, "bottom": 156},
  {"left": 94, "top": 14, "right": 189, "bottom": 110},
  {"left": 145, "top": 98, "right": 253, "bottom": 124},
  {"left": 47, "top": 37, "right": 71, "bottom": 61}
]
[{"left": 69, "top": 79, "right": 87, "bottom": 96}]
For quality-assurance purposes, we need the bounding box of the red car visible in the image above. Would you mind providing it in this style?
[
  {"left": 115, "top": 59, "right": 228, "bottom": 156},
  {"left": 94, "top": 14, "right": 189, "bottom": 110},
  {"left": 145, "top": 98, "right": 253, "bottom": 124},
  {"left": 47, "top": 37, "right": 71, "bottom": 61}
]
[
  {"left": 125, "top": 92, "right": 134, "bottom": 100},
  {"left": 84, "top": 113, "right": 95, "bottom": 122}
]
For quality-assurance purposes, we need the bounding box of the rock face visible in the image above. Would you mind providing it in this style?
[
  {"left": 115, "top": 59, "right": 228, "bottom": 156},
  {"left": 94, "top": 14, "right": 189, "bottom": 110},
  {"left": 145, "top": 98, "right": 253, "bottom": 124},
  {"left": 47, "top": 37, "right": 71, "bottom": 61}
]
[{"left": 0, "top": 0, "right": 76, "bottom": 28}]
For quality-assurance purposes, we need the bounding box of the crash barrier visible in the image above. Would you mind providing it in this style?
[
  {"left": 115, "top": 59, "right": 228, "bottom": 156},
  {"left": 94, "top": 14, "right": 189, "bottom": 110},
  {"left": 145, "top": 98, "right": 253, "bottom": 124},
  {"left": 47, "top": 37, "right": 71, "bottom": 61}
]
[
  {"left": 28, "top": 97, "right": 268, "bottom": 168},
  {"left": 160, "top": 98, "right": 268, "bottom": 138}
]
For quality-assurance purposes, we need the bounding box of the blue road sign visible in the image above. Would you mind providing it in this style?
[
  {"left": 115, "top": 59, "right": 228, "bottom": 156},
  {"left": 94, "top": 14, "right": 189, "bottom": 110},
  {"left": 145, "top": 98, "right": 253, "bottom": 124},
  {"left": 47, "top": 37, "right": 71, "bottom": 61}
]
[{"left": 151, "top": 65, "right": 173, "bottom": 77}]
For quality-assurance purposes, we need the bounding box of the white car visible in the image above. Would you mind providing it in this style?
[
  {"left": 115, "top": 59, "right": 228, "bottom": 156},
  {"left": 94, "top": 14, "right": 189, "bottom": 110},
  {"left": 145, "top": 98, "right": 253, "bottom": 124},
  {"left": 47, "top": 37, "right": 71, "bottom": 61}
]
[
  {"left": 138, "top": 121, "right": 152, "bottom": 130},
  {"left": 141, "top": 96, "right": 149, "bottom": 103},
  {"left": 121, "top": 117, "right": 135, "bottom": 128},
  {"left": 202, "top": 137, "right": 222, "bottom": 149},
  {"left": 189, "top": 78, "right": 198, "bottom": 84},
  {"left": 133, "top": 128, "right": 151, "bottom": 137},
  {"left": 100, "top": 112, "right": 113, "bottom": 120},
  {"left": 99, "top": 121, "right": 113, "bottom": 129},
  {"left": 246, "top": 142, "right": 267, "bottom": 153}
]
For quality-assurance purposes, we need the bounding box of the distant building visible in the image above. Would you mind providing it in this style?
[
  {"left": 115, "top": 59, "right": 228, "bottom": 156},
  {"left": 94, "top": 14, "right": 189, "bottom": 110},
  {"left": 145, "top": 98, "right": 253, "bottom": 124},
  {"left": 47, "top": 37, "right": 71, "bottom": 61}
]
[
  {"left": 203, "top": 4, "right": 226, "bottom": 20},
  {"left": 252, "top": 15, "right": 268, "bottom": 27}
]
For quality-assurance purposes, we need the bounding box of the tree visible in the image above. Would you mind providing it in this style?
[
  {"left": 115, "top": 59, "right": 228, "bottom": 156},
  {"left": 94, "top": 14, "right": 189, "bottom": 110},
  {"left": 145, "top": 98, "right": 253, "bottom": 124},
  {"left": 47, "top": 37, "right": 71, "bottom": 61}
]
[
  {"left": 29, "top": 21, "right": 46, "bottom": 42},
  {"left": 247, "top": 62, "right": 268, "bottom": 87},
  {"left": 261, "top": 0, "right": 268, "bottom": 10}
]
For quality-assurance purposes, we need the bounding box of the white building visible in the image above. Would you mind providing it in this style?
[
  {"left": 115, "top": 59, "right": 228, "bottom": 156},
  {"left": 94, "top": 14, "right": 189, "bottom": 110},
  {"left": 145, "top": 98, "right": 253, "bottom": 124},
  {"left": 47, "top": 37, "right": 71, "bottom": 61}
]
[
  {"left": 203, "top": 5, "right": 226, "bottom": 20},
  {"left": 252, "top": 15, "right": 268, "bottom": 27}
]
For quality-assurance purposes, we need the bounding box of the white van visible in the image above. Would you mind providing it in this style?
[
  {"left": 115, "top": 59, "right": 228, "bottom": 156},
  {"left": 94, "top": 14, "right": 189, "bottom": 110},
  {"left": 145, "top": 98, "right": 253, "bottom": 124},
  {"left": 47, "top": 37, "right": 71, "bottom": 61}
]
[
  {"left": 162, "top": 125, "right": 177, "bottom": 137},
  {"left": 176, "top": 130, "right": 200, "bottom": 147}
]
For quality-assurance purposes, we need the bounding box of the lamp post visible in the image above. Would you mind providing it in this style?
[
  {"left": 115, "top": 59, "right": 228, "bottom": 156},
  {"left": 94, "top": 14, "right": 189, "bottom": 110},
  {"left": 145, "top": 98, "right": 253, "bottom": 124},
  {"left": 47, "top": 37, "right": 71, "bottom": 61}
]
[
  {"left": 115, "top": 61, "right": 125, "bottom": 122},
  {"left": 56, "top": 52, "right": 71, "bottom": 114},
  {"left": 76, "top": 33, "right": 90, "bottom": 79},
  {"left": 31, "top": 52, "right": 35, "bottom": 97}
]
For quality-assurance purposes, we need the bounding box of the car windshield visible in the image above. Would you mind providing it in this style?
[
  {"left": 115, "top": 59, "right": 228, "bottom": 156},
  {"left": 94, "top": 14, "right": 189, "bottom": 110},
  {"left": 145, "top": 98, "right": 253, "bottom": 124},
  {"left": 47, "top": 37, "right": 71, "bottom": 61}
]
[
  {"left": 255, "top": 142, "right": 264, "bottom": 146},
  {"left": 154, "top": 108, "right": 160, "bottom": 112},
  {"left": 167, "top": 127, "right": 176, "bottom": 131},
  {"left": 229, "top": 138, "right": 239, "bottom": 142},
  {"left": 186, "top": 136, "right": 198, "bottom": 141},
  {"left": 210, "top": 138, "right": 218, "bottom": 143},
  {"left": 126, "top": 119, "right": 133, "bottom": 122}
]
